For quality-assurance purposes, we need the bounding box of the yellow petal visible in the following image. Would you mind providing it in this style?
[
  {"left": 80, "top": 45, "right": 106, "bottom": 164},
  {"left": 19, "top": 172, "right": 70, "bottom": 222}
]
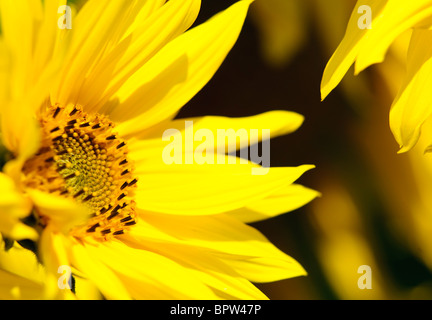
[
  {"left": 129, "top": 212, "right": 305, "bottom": 284},
  {"left": 133, "top": 110, "right": 304, "bottom": 142},
  {"left": 38, "top": 227, "right": 77, "bottom": 299},
  {"left": 0, "top": 269, "right": 44, "bottom": 299},
  {"left": 228, "top": 184, "right": 320, "bottom": 223},
  {"left": 355, "top": 1, "right": 432, "bottom": 73},
  {"left": 134, "top": 212, "right": 297, "bottom": 261},
  {"left": 84, "top": 240, "right": 218, "bottom": 299},
  {"left": 135, "top": 164, "right": 314, "bottom": 215},
  {"left": 0, "top": 239, "right": 45, "bottom": 284},
  {"left": 52, "top": 0, "right": 137, "bottom": 105},
  {"left": 112, "top": 0, "right": 253, "bottom": 137},
  {"left": 0, "top": 173, "right": 37, "bottom": 240},
  {"left": 26, "top": 189, "right": 91, "bottom": 235},
  {"left": 84, "top": 0, "right": 201, "bottom": 113},
  {"left": 390, "top": 29, "right": 432, "bottom": 152},
  {"left": 126, "top": 241, "right": 268, "bottom": 299},
  {"left": 39, "top": 227, "right": 70, "bottom": 277},
  {"left": 0, "top": 0, "right": 35, "bottom": 100},
  {"left": 70, "top": 243, "right": 131, "bottom": 299},
  {"left": 216, "top": 254, "right": 306, "bottom": 283},
  {"left": 0, "top": 238, "right": 46, "bottom": 299},
  {"left": 1, "top": 100, "right": 41, "bottom": 163},
  {"left": 321, "top": 0, "right": 387, "bottom": 100},
  {"left": 127, "top": 111, "right": 304, "bottom": 171},
  {"left": 321, "top": 0, "right": 432, "bottom": 100}
]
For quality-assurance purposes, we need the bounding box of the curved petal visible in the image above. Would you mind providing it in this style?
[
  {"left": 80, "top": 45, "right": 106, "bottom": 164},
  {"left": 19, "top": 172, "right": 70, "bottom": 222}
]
[
  {"left": 85, "top": 240, "right": 218, "bottom": 299},
  {"left": 70, "top": 243, "right": 131, "bottom": 299},
  {"left": 0, "top": 237, "right": 46, "bottom": 299},
  {"left": 132, "top": 110, "right": 304, "bottom": 141},
  {"left": 26, "top": 189, "right": 91, "bottom": 235},
  {"left": 134, "top": 163, "right": 314, "bottom": 215},
  {"left": 132, "top": 212, "right": 296, "bottom": 260},
  {"left": 321, "top": 0, "right": 387, "bottom": 100},
  {"left": 84, "top": 0, "right": 201, "bottom": 113},
  {"left": 121, "top": 240, "right": 268, "bottom": 299},
  {"left": 227, "top": 184, "right": 320, "bottom": 223},
  {"left": 390, "top": 29, "right": 432, "bottom": 152},
  {"left": 214, "top": 254, "right": 306, "bottom": 283},
  {"left": 111, "top": 0, "right": 253, "bottom": 137},
  {"left": 0, "top": 173, "right": 37, "bottom": 240},
  {"left": 52, "top": 0, "right": 145, "bottom": 106},
  {"left": 321, "top": 0, "right": 432, "bottom": 100},
  {"left": 125, "top": 212, "right": 305, "bottom": 283}
]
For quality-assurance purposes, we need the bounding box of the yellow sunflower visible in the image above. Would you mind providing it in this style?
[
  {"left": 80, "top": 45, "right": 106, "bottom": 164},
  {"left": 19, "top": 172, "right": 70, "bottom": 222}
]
[
  {"left": 0, "top": 0, "right": 318, "bottom": 299},
  {"left": 321, "top": 0, "right": 432, "bottom": 153}
]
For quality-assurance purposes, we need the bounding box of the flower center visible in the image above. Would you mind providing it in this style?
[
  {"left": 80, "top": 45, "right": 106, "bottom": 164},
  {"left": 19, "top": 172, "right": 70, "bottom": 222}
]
[{"left": 22, "top": 104, "right": 137, "bottom": 241}]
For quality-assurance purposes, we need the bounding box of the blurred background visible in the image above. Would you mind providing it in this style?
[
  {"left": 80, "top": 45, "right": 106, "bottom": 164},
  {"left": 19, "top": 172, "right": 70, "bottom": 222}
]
[{"left": 178, "top": 0, "right": 432, "bottom": 299}]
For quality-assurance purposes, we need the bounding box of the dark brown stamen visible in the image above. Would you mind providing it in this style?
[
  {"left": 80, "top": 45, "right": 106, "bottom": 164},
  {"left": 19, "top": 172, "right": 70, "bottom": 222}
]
[
  {"left": 117, "top": 142, "right": 126, "bottom": 149},
  {"left": 101, "top": 229, "right": 111, "bottom": 235},
  {"left": 69, "top": 107, "right": 78, "bottom": 116},
  {"left": 120, "top": 216, "right": 133, "bottom": 223},
  {"left": 73, "top": 189, "right": 85, "bottom": 198},
  {"left": 86, "top": 223, "right": 100, "bottom": 233},
  {"left": 53, "top": 107, "right": 61, "bottom": 118},
  {"left": 106, "top": 135, "right": 116, "bottom": 140}
]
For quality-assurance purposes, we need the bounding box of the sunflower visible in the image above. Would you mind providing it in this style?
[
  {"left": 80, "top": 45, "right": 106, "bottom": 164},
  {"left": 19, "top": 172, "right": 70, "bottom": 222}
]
[
  {"left": 0, "top": 0, "right": 318, "bottom": 299},
  {"left": 321, "top": 0, "right": 432, "bottom": 153}
]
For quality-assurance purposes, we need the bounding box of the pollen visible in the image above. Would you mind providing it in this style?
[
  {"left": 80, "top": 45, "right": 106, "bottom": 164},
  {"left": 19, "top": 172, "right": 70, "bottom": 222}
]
[{"left": 22, "top": 104, "right": 138, "bottom": 241}]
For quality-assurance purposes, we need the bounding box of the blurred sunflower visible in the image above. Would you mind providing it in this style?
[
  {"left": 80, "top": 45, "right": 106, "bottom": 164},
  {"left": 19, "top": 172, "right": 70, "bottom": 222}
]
[
  {"left": 0, "top": 0, "right": 318, "bottom": 299},
  {"left": 321, "top": 0, "right": 432, "bottom": 153}
]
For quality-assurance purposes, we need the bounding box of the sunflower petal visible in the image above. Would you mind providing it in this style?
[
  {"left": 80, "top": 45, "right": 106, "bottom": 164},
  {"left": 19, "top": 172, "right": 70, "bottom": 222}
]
[
  {"left": 215, "top": 254, "right": 306, "bottom": 283},
  {"left": 321, "top": 0, "right": 432, "bottom": 100},
  {"left": 0, "top": 173, "right": 37, "bottom": 240},
  {"left": 132, "top": 110, "right": 304, "bottom": 143},
  {"left": 85, "top": 240, "right": 217, "bottom": 299},
  {"left": 112, "top": 0, "right": 253, "bottom": 137},
  {"left": 84, "top": 0, "right": 201, "bottom": 113},
  {"left": 228, "top": 184, "right": 320, "bottom": 223},
  {"left": 135, "top": 164, "right": 314, "bottom": 215},
  {"left": 321, "top": 0, "right": 387, "bottom": 100},
  {"left": 390, "top": 29, "right": 432, "bottom": 152},
  {"left": 122, "top": 241, "right": 268, "bottom": 299},
  {"left": 128, "top": 213, "right": 305, "bottom": 283},
  {"left": 70, "top": 243, "right": 131, "bottom": 299},
  {"left": 26, "top": 189, "right": 91, "bottom": 235}
]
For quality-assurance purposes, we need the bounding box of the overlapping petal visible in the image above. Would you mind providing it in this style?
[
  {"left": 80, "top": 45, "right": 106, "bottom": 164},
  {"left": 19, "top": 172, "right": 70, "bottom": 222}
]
[
  {"left": 111, "top": 0, "right": 253, "bottom": 137},
  {"left": 321, "top": 0, "right": 432, "bottom": 100},
  {"left": 0, "top": 173, "right": 37, "bottom": 240}
]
